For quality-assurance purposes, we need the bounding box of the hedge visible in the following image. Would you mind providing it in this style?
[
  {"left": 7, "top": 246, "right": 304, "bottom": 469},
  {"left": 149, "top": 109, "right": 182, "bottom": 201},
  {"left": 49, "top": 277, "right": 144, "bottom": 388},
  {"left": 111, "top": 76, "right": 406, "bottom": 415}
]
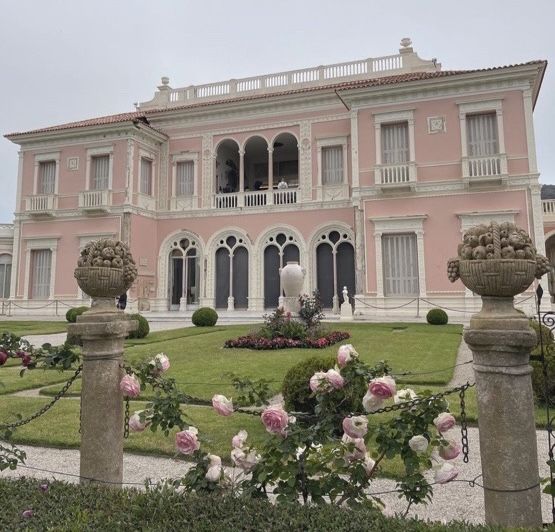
[
  {"left": 127, "top": 314, "right": 150, "bottom": 339},
  {"left": 192, "top": 307, "right": 219, "bottom": 327},
  {"left": 0, "top": 478, "right": 499, "bottom": 532}
]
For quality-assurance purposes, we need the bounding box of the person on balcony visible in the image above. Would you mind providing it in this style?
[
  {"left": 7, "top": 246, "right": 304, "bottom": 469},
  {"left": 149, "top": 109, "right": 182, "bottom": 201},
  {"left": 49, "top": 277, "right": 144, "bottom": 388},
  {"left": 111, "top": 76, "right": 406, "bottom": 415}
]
[{"left": 277, "top": 178, "right": 288, "bottom": 190}]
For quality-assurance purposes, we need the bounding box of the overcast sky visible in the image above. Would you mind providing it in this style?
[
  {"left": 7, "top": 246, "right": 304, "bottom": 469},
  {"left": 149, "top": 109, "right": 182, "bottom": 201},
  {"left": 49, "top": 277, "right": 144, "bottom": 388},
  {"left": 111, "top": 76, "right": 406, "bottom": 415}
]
[{"left": 1, "top": 0, "right": 554, "bottom": 223}]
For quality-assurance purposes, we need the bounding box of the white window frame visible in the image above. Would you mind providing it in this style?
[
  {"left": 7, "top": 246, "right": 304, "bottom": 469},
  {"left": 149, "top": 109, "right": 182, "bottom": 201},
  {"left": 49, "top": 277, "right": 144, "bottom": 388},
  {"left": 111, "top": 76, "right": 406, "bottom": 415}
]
[
  {"left": 369, "top": 215, "right": 426, "bottom": 298},
  {"left": 316, "top": 136, "right": 348, "bottom": 200},
  {"left": 373, "top": 110, "right": 416, "bottom": 184},
  {"left": 85, "top": 146, "right": 113, "bottom": 190},
  {"left": 24, "top": 237, "right": 58, "bottom": 300},
  {"left": 458, "top": 99, "right": 507, "bottom": 177},
  {"left": 33, "top": 152, "right": 60, "bottom": 195},
  {"left": 139, "top": 149, "right": 156, "bottom": 197},
  {"left": 172, "top": 153, "right": 198, "bottom": 198}
]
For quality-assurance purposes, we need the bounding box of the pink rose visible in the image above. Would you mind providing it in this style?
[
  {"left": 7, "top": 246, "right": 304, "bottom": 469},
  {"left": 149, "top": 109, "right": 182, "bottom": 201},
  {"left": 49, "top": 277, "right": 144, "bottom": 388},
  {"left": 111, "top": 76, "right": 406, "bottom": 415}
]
[
  {"left": 342, "top": 434, "right": 367, "bottom": 461},
  {"left": 325, "top": 368, "right": 344, "bottom": 390},
  {"left": 337, "top": 344, "right": 358, "bottom": 367},
  {"left": 176, "top": 426, "right": 200, "bottom": 455},
  {"left": 434, "top": 462, "right": 458, "bottom": 484},
  {"left": 439, "top": 440, "right": 461, "bottom": 460},
  {"left": 434, "top": 412, "right": 456, "bottom": 433},
  {"left": 342, "top": 415, "right": 368, "bottom": 439},
  {"left": 128, "top": 411, "right": 149, "bottom": 432},
  {"left": 39, "top": 483, "right": 49, "bottom": 492},
  {"left": 22, "top": 509, "right": 33, "bottom": 518},
  {"left": 362, "top": 391, "right": 383, "bottom": 413},
  {"left": 368, "top": 376, "right": 396, "bottom": 399},
  {"left": 261, "top": 404, "right": 289, "bottom": 435},
  {"left": 120, "top": 374, "right": 141, "bottom": 398},
  {"left": 309, "top": 371, "right": 327, "bottom": 392},
  {"left": 231, "top": 447, "right": 260, "bottom": 472},
  {"left": 150, "top": 353, "right": 170, "bottom": 374},
  {"left": 212, "top": 394, "right": 234, "bottom": 416},
  {"left": 205, "top": 454, "right": 222, "bottom": 482},
  {"left": 232, "top": 430, "right": 248, "bottom": 449}
]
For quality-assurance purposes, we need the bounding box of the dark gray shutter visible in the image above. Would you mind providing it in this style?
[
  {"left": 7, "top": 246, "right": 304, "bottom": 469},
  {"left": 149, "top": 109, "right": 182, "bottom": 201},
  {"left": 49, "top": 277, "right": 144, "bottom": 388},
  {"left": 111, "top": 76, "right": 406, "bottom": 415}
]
[
  {"left": 232, "top": 247, "right": 249, "bottom": 309},
  {"left": 171, "top": 257, "right": 183, "bottom": 305},
  {"left": 336, "top": 242, "right": 355, "bottom": 307},
  {"left": 316, "top": 243, "right": 334, "bottom": 308},
  {"left": 215, "top": 248, "right": 230, "bottom": 308},
  {"left": 264, "top": 246, "right": 280, "bottom": 309}
]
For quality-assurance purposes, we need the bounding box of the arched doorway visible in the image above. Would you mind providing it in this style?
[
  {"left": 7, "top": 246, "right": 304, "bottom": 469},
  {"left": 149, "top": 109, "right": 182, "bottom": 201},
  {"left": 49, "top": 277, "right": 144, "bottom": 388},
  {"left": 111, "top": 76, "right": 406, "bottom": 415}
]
[
  {"left": 215, "top": 235, "right": 249, "bottom": 310},
  {"left": 272, "top": 132, "right": 299, "bottom": 190},
  {"left": 263, "top": 232, "right": 300, "bottom": 309},
  {"left": 315, "top": 230, "right": 355, "bottom": 312},
  {"left": 215, "top": 139, "right": 240, "bottom": 194},
  {"left": 168, "top": 238, "right": 200, "bottom": 310}
]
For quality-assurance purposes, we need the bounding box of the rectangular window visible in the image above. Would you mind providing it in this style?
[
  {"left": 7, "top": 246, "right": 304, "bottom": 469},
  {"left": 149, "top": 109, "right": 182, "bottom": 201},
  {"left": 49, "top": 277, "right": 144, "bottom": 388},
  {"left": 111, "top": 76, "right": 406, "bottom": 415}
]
[
  {"left": 381, "top": 122, "right": 409, "bottom": 165},
  {"left": 0, "top": 255, "right": 11, "bottom": 299},
  {"left": 30, "top": 249, "right": 52, "bottom": 299},
  {"left": 140, "top": 158, "right": 153, "bottom": 195},
  {"left": 382, "top": 233, "right": 419, "bottom": 296},
  {"left": 176, "top": 161, "right": 194, "bottom": 196},
  {"left": 467, "top": 112, "right": 499, "bottom": 157},
  {"left": 322, "top": 146, "right": 343, "bottom": 185},
  {"left": 38, "top": 161, "right": 56, "bottom": 194},
  {"left": 91, "top": 155, "right": 110, "bottom": 190}
]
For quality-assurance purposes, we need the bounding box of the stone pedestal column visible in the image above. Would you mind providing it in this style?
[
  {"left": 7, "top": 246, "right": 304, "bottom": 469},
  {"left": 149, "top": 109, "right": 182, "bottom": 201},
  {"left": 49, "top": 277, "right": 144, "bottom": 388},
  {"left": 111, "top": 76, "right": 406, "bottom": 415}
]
[
  {"left": 68, "top": 299, "right": 137, "bottom": 485},
  {"left": 464, "top": 296, "right": 542, "bottom": 527}
]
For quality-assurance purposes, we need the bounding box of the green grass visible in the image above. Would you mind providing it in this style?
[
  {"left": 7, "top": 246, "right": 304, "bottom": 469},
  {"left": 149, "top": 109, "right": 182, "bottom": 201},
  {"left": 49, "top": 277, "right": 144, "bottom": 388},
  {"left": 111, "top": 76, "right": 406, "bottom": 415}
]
[
  {"left": 36, "top": 323, "right": 462, "bottom": 402},
  {"left": 0, "top": 321, "right": 67, "bottom": 336},
  {"left": 0, "top": 367, "right": 77, "bottom": 395}
]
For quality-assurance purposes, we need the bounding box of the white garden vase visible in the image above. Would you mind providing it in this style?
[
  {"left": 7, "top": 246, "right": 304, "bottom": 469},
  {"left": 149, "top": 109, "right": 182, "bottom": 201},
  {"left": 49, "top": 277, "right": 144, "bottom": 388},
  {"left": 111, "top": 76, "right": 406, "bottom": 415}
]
[{"left": 281, "top": 261, "right": 305, "bottom": 297}]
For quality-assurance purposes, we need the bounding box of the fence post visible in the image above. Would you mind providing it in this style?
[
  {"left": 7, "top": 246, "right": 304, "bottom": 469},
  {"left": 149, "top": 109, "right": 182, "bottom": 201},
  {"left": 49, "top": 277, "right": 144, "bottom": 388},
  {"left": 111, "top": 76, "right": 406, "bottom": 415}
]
[{"left": 464, "top": 297, "right": 542, "bottom": 526}]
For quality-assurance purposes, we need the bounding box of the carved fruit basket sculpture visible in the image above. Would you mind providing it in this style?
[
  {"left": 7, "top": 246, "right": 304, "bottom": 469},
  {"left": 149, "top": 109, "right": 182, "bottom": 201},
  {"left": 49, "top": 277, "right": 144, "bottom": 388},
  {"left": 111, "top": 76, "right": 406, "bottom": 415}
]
[
  {"left": 447, "top": 221, "right": 550, "bottom": 297},
  {"left": 74, "top": 239, "right": 138, "bottom": 298}
]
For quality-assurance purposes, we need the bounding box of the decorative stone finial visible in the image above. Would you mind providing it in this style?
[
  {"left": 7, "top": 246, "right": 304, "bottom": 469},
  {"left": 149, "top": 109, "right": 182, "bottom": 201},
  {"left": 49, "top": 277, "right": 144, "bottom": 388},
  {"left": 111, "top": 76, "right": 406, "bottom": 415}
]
[
  {"left": 161, "top": 76, "right": 170, "bottom": 86},
  {"left": 447, "top": 221, "right": 549, "bottom": 297},
  {"left": 75, "top": 239, "right": 138, "bottom": 299},
  {"left": 400, "top": 37, "right": 412, "bottom": 48}
]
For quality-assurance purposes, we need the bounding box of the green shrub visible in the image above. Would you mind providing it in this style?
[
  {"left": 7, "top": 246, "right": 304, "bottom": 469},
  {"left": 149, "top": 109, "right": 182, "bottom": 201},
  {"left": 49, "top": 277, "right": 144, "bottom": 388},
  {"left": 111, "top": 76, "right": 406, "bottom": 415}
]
[
  {"left": 426, "top": 308, "right": 448, "bottom": 325},
  {"left": 127, "top": 314, "right": 150, "bottom": 338},
  {"left": 282, "top": 356, "right": 365, "bottom": 415},
  {"left": 192, "top": 307, "right": 218, "bottom": 327},
  {"left": 279, "top": 319, "right": 307, "bottom": 340},
  {"left": 65, "top": 306, "right": 89, "bottom": 323},
  {"left": 0, "top": 478, "right": 492, "bottom": 532},
  {"left": 530, "top": 319, "right": 555, "bottom": 404}
]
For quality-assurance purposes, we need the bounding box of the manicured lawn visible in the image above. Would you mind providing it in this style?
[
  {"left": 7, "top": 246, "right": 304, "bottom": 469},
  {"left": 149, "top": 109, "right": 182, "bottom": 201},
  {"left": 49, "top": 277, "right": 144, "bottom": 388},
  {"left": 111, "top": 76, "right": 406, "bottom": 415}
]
[
  {"left": 36, "top": 322, "right": 463, "bottom": 402},
  {"left": 0, "top": 367, "right": 75, "bottom": 395},
  {"left": 0, "top": 321, "right": 67, "bottom": 336}
]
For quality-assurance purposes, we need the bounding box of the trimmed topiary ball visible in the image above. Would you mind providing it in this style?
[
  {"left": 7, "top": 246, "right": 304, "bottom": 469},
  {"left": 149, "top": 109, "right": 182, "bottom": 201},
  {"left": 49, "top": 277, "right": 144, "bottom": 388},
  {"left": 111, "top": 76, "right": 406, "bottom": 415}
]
[
  {"left": 426, "top": 308, "right": 448, "bottom": 325},
  {"left": 192, "top": 307, "right": 218, "bottom": 327},
  {"left": 65, "top": 306, "right": 89, "bottom": 323},
  {"left": 127, "top": 314, "right": 150, "bottom": 339}
]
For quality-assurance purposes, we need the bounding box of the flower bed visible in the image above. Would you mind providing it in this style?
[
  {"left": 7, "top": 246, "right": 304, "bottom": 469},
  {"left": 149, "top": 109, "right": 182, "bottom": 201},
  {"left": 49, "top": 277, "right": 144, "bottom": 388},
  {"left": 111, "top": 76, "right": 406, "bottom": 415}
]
[{"left": 224, "top": 331, "right": 350, "bottom": 349}]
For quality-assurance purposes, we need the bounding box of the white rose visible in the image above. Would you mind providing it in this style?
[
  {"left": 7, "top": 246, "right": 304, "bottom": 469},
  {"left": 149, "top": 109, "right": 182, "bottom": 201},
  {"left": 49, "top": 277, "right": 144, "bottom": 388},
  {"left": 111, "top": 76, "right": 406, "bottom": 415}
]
[{"left": 408, "top": 434, "right": 429, "bottom": 454}]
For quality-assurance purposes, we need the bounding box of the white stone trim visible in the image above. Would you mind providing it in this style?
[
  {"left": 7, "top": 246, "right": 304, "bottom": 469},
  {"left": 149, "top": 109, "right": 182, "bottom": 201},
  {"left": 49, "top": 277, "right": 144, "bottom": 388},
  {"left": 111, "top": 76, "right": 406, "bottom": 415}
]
[
  {"left": 85, "top": 146, "right": 114, "bottom": 190},
  {"left": 368, "top": 215, "right": 427, "bottom": 298},
  {"left": 456, "top": 210, "right": 518, "bottom": 232},
  {"left": 23, "top": 237, "right": 59, "bottom": 300},
  {"left": 522, "top": 88, "right": 538, "bottom": 174},
  {"left": 350, "top": 110, "right": 359, "bottom": 190},
  {"left": 33, "top": 151, "right": 60, "bottom": 195}
]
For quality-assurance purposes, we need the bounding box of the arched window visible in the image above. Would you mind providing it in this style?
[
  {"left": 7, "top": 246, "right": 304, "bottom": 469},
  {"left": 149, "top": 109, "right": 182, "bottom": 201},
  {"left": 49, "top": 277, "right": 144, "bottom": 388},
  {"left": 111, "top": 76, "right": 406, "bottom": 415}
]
[
  {"left": 215, "top": 139, "right": 240, "bottom": 194},
  {"left": 272, "top": 133, "right": 299, "bottom": 189},
  {"left": 263, "top": 232, "right": 300, "bottom": 308},
  {"left": 0, "top": 254, "right": 11, "bottom": 299},
  {"left": 315, "top": 230, "right": 355, "bottom": 312},
  {"left": 215, "top": 235, "right": 249, "bottom": 309},
  {"left": 168, "top": 238, "right": 200, "bottom": 310},
  {"left": 244, "top": 136, "right": 269, "bottom": 200}
]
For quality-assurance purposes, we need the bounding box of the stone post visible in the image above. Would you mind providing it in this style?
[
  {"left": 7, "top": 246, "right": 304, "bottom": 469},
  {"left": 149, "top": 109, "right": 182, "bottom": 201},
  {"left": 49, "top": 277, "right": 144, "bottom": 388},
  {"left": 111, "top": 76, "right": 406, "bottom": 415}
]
[
  {"left": 464, "top": 297, "right": 542, "bottom": 527},
  {"left": 69, "top": 299, "right": 136, "bottom": 485}
]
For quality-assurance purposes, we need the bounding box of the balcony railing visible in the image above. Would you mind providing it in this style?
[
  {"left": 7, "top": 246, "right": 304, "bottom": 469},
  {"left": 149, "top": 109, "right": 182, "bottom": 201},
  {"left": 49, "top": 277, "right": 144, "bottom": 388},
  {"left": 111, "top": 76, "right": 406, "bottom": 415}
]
[
  {"left": 78, "top": 190, "right": 111, "bottom": 211},
  {"left": 543, "top": 199, "right": 555, "bottom": 220},
  {"left": 138, "top": 43, "right": 441, "bottom": 110},
  {"left": 375, "top": 162, "right": 416, "bottom": 187},
  {"left": 213, "top": 189, "right": 298, "bottom": 209},
  {"left": 463, "top": 154, "right": 507, "bottom": 180},
  {"left": 26, "top": 194, "right": 56, "bottom": 214}
]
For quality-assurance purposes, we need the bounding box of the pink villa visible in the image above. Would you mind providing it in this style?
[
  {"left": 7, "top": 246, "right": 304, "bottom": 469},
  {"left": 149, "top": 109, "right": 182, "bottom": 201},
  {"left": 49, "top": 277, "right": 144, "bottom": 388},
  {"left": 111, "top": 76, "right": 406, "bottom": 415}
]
[{"left": 0, "top": 39, "right": 551, "bottom": 318}]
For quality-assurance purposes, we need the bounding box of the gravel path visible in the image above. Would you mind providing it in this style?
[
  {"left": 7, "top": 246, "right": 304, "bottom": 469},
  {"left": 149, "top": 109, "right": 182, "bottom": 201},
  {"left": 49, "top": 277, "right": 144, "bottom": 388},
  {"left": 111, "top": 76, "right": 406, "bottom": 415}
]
[{"left": 449, "top": 335, "right": 474, "bottom": 387}]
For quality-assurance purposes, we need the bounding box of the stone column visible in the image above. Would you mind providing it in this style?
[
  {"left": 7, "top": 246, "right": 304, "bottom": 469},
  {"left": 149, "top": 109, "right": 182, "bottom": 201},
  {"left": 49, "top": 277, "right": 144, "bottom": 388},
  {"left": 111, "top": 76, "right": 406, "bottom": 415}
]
[
  {"left": 69, "top": 300, "right": 137, "bottom": 485},
  {"left": 464, "top": 296, "right": 542, "bottom": 527}
]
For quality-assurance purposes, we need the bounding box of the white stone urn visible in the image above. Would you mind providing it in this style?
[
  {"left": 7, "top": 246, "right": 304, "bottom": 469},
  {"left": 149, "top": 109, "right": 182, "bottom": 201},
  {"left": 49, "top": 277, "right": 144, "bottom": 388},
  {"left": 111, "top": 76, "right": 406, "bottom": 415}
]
[{"left": 280, "top": 261, "right": 305, "bottom": 297}]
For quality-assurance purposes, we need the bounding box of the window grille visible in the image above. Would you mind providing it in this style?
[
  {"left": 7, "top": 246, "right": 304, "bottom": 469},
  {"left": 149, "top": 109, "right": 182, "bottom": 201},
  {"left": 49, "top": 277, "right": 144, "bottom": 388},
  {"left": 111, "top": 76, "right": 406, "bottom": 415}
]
[
  {"left": 176, "top": 161, "right": 194, "bottom": 196},
  {"left": 382, "top": 233, "right": 419, "bottom": 296},
  {"left": 381, "top": 122, "right": 409, "bottom": 164},
  {"left": 38, "top": 161, "right": 56, "bottom": 194},
  {"left": 30, "top": 249, "right": 52, "bottom": 299},
  {"left": 91, "top": 155, "right": 110, "bottom": 190},
  {"left": 322, "top": 146, "right": 343, "bottom": 185}
]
